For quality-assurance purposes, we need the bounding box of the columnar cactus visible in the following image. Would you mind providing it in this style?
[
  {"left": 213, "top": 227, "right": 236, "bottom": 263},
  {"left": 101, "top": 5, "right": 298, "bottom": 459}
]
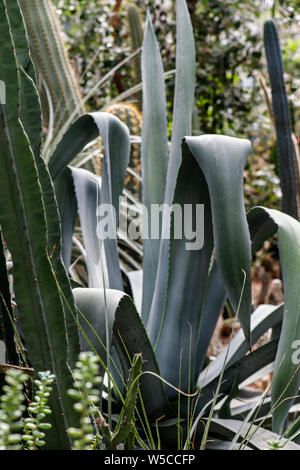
[
  {"left": 128, "top": 5, "right": 144, "bottom": 112},
  {"left": 19, "top": 0, "right": 84, "bottom": 137},
  {"left": 264, "top": 19, "right": 300, "bottom": 220}
]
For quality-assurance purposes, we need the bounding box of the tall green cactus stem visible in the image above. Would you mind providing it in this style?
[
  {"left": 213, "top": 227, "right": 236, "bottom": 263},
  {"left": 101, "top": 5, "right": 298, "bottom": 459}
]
[
  {"left": 0, "top": 0, "right": 79, "bottom": 449},
  {"left": 19, "top": 0, "right": 84, "bottom": 139},
  {"left": 11, "top": 0, "right": 79, "bottom": 370},
  {"left": 128, "top": 5, "right": 143, "bottom": 112},
  {"left": 264, "top": 19, "right": 300, "bottom": 220}
]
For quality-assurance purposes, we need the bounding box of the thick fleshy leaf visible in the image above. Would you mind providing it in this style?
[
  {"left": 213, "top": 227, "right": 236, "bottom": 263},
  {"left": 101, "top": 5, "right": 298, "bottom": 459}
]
[
  {"left": 148, "top": 0, "right": 196, "bottom": 334},
  {"left": 70, "top": 167, "right": 123, "bottom": 290},
  {"left": 185, "top": 135, "right": 252, "bottom": 343},
  {"left": 49, "top": 113, "right": 130, "bottom": 209},
  {"left": 198, "top": 303, "right": 284, "bottom": 389},
  {"left": 73, "top": 287, "right": 169, "bottom": 419},
  {"left": 126, "top": 270, "right": 143, "bottom": 314},
  {"left": 70, "top": 168, "right": 108, "bottom": 287},
  {"left": 208, "top": 418, "right": 300, "bottom": 450},
  {"left": 49, "top": 112, "right": 130, "bottom": 289},
  {"left": 165, "top": 0, "right": 196, "bottom": 205},
  {"left": 195, "top": 340, "right": 278, "bottom": 412},
  {"left": 141, "top": 11, "right": 168, "bottom": 324},
  {"left": 73, "top": 288, "right": 118, "bottom": 377},
  {"left": 149, "top": 135, "right": 252, "bottom": 398},
  {"left": 55, "top": 168, "right": 77, "bottom": 269},
  {"left": 194, "top": 261, "right": 226, "bottom": 375},
  {"left": 149, "top": 145, "right": 214, "bottom": 396},
  {"left": 247, "top": 207, "right": 300, "bottom": 433}
]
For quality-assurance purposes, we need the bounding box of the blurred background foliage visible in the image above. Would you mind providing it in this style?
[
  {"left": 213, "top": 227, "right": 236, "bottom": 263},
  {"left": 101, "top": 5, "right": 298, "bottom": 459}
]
[{"left": 53, "top": 0, "right": 300, "bottom": 211}]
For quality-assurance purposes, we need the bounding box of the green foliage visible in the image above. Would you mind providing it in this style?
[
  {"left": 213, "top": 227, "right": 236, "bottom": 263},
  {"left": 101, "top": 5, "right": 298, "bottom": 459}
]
[
  {"left": 267, "top": 438, "right": 285, "bottom": 450},
  {"left": 43, "top": 0, "right": 300, "bottom": 446},
  {"left": 0, "top": 368, "right": 54, "bottom": 450},
  {"left": 96, "top": 354, "right": 143, "bottom": 450},
  {"left": 0, "top": 369, "right": 27, "bottom": 450},
  {"left": 54, "top": 0, "right": 133, "bottom": 109},
  {"left": 44, "top": 1, "right": 300, "bottom": 448},
  {"left": 23, "top": 372, "right": 55, "bottom": 449},
  {"left": 189, "top": 0, "right": 262, "bottom": 134},
  {"left": 1, "top": 0, "right": 300, "bottom": 451},
  {"left": 67, "top": 352, "right": 102, "bottom": 450}
]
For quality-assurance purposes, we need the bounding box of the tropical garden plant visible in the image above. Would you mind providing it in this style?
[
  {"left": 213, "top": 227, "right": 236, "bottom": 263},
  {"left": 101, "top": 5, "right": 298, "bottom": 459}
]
[{"left": 0, "top": 0, "right": 299, "bottom": 451}]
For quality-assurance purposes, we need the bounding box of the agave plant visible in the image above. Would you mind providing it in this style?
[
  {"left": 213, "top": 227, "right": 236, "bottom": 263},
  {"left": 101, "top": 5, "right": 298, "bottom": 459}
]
[
  {"left": 47, "top": 0, "right": 300, "bottom": 445},
  {"left": 0, "top": 0, "right": 300, "bottom": 450}
]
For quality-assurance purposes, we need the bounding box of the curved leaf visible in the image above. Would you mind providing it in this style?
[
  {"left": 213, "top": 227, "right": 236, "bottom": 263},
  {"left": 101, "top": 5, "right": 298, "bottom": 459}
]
[
  {"left": 49, "top": 112, "right": 130, "bottom": 290},
  {"left": 209, "top": 418, "right": 300, "bottom": 450},
  {"left": 149, "top": 135, "right": 252, "bottom": 399},
  {"left": 55, "top": 168, "right": 77, "bottom": 269},
  {"left": 70, "top": 167, "right": 123, "bottom": 290},
  {"left": 73, "top": 287, "right": 169, "bottom": 419},
  {"left": 247, "top": 206, "right": 300, "bottom": 433},
  {"left": 186, "top": 135, "right": 252, "bottom": 343},
  {"left": 149, "top": 145, "right": 214, "bottom": 396},
  {"left": 195, "top": 340, "right": 278, "bottom": 412},
  {"left": 48, "top": 112, "right": 130, "bottom": 201}
]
